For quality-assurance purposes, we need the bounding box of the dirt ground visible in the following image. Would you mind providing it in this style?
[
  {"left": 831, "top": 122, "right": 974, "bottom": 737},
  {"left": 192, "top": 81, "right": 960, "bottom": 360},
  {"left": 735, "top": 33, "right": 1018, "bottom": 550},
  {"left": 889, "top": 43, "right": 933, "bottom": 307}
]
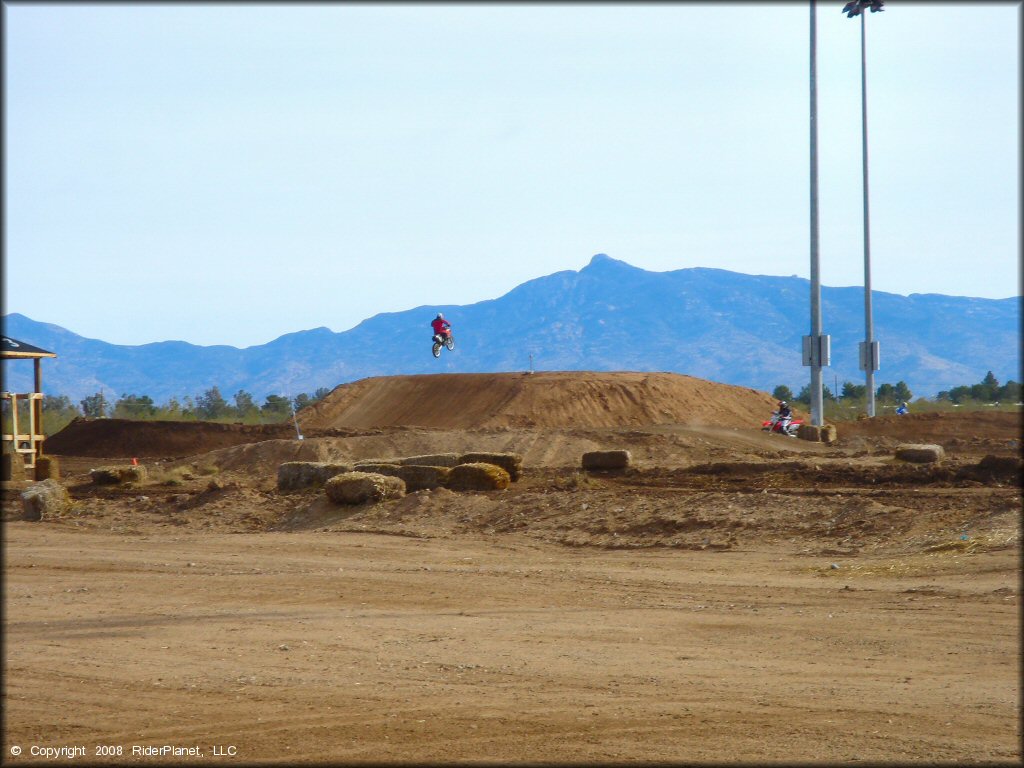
[{"left": 3, "top": 373, "right": 1021, "bottom": 764}]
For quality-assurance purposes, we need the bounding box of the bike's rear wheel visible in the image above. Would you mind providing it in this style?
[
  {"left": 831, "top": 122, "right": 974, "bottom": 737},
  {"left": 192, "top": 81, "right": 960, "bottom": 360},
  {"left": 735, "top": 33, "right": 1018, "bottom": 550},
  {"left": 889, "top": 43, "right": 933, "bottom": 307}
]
[{"left": 431, "top": 342, "right": 442, "bottom": 358}]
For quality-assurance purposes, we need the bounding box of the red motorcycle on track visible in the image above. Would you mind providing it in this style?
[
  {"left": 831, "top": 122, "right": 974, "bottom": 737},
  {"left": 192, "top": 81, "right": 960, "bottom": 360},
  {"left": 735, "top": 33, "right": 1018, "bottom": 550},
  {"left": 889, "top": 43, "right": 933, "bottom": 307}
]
[{"left": 761, "top": 411, "right": 802, "bottom": 437}]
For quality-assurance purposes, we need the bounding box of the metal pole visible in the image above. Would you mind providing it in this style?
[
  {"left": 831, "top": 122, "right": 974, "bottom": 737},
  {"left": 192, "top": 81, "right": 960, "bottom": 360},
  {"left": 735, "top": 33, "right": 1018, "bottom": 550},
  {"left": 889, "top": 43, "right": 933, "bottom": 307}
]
[
  {"left": 860, "top": 12, "right": 877, "bottom": 417},
  {"left": 809, "top": 0, "right": 824, "bottom": 427}
]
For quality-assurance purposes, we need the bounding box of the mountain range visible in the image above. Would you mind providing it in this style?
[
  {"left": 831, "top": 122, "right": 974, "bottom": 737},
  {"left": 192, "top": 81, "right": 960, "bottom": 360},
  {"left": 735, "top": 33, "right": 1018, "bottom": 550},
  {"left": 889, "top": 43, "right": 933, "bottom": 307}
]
[{"left": 2, "top": 254, "right": 1020, "bottom": 403}]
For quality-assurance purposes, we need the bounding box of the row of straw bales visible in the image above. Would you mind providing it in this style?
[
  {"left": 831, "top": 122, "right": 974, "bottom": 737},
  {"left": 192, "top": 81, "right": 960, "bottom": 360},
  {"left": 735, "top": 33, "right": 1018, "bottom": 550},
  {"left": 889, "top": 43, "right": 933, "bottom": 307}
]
[
  {"left": 278, "top": 451, "right": 521, "bottom": 505},
  {"left": 278, "top": 451, "right": 521, "bottom": 492}
]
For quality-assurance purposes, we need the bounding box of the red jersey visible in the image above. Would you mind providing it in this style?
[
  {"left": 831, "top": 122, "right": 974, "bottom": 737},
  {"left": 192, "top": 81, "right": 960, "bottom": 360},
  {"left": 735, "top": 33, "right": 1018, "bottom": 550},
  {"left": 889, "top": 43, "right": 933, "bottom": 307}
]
[{"left": 431, "top": 317, "right": 450, "bottom": 335}]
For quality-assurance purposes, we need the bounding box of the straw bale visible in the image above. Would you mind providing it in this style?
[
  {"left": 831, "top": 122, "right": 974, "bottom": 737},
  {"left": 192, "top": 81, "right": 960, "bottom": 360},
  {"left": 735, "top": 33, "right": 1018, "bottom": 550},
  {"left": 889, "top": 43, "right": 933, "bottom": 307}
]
[
  {"left": 89, "top": 466, "right": 148, "bottom": 485},
  {"left": 2, "top": 452, "right": 26, "bottom": 482},
  {"left": 35, "top": 455, "right": 61, "bottom": 481},
  {"left": 797, "top": 424, "right": 837, "bottom": 444},
  {"left": 895, "top": 444, "right": 945, "bottom": 463},
  {"left": 396, "top": 465, "right": 451, "bottom": 492},
  {"left": 458, "top": 452, "right": 523, "bottom": 480},
  {"left": 21, "top": 479, "right": 71, "bottom": 521},
  {"left": 324, "top": 471, "right": 406, "bottom": 505},
  {"left": 277, "top": 461, "right": 353, "bottom": 491},
  {"left": 353, "top": 463, "right": 403, "bottom": 476},
  {"left": 581, "top": 450, "right": 631, "bottom": 471},
  {"left": 446, "top": 462, "right": 511, "bottom": 491},
  {"left": 399, "top": 453, "right": 460, "bottom": 467}
]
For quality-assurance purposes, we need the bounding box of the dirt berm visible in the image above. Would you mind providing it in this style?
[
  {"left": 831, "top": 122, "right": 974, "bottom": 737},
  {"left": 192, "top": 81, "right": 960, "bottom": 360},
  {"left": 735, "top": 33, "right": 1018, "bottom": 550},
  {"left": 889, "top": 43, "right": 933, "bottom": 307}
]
[{"left": 298, "top": 371, "right": 776, "bottom": 430}]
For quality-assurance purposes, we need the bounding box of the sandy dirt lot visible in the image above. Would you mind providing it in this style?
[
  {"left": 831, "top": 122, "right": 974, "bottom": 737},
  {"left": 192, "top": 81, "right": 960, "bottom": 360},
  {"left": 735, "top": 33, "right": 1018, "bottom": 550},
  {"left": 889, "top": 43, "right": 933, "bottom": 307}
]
[{"left": 4, "top": 373, "right": 1021, "bottom": 764}]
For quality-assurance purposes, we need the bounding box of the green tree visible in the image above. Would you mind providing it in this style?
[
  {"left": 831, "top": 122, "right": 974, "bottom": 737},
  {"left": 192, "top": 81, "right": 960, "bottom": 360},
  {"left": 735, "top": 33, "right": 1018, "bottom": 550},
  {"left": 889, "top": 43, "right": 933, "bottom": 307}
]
[
  {"left": 795, "top": 384, "right": 834, "bottom": 404},
  {"left": 313, "top": 386, "right": 331, "bottom": 402},
  {"left": 195, "top": 386, "right": 231, "bottom": 419},
  {"left": 971, "top": 371, "right": 1000, "bottom": 403},
  {"left": 261, "top": 394, "right": 292, "bottom": 419},
  {"left": 947, "top": 385, "right": 972, "bottom": 404},
  {"left": 841, "top": 381, "right": 867, "bottom": 400},
  {"left": 234, "top": 390, "right": 259, "bottom": 418},
  {"left": 772, "top": 385, "right": 794, "bottom": 402},
  {"left": 113, "top": 393, "right": 157, "bottom": 419},
  {"left": 80, "top": 392, "right": 108, "bottom": 418},
  {"left": 893, "top": 381, "right": 913, "bottom": 404},
  {"left": 997, "top": 380, "right": 1021, "bottom": 402},
  {"left": 40, "top": 394, "right": 81, "bottom": 435},
  {"left": 875, "top": 383, "right": 896, "bottom": 404}
]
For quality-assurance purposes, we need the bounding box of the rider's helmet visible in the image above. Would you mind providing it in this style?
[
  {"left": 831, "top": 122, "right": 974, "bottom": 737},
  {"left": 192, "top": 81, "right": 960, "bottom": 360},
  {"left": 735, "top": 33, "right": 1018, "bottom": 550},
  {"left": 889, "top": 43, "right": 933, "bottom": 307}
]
[
  {"left": 436, "top": 313, "right": 444, "bottom": 320},
  {"left": 779, "top": 401, "right": 788, "bottom": 408}
]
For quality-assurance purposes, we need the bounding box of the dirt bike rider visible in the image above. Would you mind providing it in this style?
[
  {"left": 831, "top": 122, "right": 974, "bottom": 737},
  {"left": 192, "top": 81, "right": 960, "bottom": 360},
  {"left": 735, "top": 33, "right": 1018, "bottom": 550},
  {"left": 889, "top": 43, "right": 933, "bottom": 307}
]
[
  {"left": 430, "top": 312, "right": 451, "bottom": 344},
  {"left": 896, "top": 401, "right": 909, "bottom": 415},
  {"left": 775, "top": 401, "right": 794, "bottom": 434}
]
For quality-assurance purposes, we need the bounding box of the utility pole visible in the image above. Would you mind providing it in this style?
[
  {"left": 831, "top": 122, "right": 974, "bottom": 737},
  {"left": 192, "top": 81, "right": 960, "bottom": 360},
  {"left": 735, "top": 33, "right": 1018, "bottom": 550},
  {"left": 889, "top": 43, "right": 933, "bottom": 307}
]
[
  {"left": 803, "top": 0, "right": 829, "bottom": 428},
  {"left": 844, "top": 0, "right": 884, "bottom": 416}
]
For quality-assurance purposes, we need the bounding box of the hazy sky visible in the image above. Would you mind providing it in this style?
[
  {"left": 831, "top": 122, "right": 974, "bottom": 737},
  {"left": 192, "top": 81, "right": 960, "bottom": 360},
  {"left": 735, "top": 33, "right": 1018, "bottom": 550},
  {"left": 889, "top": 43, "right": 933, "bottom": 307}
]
[{"left": 4, "top": 2, "right": 1019, "bottom": 348}]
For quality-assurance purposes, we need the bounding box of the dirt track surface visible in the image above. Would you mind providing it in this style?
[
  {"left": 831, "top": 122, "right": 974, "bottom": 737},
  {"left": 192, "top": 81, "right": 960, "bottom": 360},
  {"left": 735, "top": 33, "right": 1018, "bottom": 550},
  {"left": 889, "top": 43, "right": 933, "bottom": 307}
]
[{"left": 5, "top": 373, "right": 1021, "bottom": 764}]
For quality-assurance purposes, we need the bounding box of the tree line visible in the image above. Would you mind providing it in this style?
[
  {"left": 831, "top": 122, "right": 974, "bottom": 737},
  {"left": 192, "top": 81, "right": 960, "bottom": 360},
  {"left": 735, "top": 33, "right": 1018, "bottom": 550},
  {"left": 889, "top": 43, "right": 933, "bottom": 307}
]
[
  {"left": 22, "top": 386, "right": 335, "bottom": 435},
  {"left": 771, "top": 371, "right": 1020, "bottom": 408}
]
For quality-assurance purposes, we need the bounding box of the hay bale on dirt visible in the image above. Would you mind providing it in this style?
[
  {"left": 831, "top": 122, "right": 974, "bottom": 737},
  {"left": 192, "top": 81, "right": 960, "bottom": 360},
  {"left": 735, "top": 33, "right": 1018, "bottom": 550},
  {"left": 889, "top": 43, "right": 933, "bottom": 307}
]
[
  {"left": 21, "top": 479, "right": 71, "bottom": 521},
  {"left": 353, "top": 462, "right": 403, "bottom": 476},
  {"left": 89, "top": 466, "right": 148, "bottom": 485},
  {"left": 277, "top": 461, "right": 353, "bottom": 491},
  {"left": 350, "top": 462, "right": 450, "bottom": 491},
  {"left": 34, "top": 456, "right": 60, "bottom": 481},
  {"left": 399, "top": 453, "right": 460, "bottom": 467},
  {"left": 458, "top": 452, "right": 523, "bottom": 480},
  {"left": 797, "top": 424, "right": 838, "bottom": 444},
  {"left": 354, "top": 458, "right": 399, "bottom": 468},
  {"left": 324, "top": 472, "right": 406, "bottom": 505},
  {"left": 581, "top": 450, "right": 631, "bottom": 471},
  {"left": 396, "top": 465, "right": 451, "bottom": 492},
  {"left": 2, "top": 452, "right": 26, "bottom": 482},
  {"left": 895, "top": 444, "right": 945, "bottom": 463},
  {"left": 446, "top": 462, "right": 511, "bottom": 491}
]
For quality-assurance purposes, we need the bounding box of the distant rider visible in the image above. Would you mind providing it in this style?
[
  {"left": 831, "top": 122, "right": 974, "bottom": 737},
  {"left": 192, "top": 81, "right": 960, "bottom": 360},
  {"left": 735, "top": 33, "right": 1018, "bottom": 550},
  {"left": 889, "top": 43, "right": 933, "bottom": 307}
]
[
  {"left": 430, "top": 312, "right": 451, "bottom": 343},
  {"left": 896, "top": 401, "right": 909, "bottom": 415},
  {"left": 775, "top": 401, "right": 793, "bottom": 434}
]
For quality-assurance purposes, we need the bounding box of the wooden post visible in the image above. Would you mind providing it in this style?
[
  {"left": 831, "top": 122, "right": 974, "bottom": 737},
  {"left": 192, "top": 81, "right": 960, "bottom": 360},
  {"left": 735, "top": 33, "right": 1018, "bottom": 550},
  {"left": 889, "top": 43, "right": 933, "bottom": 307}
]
[{"left": 33, "top": 358, "right": 44, "bottom": 462}]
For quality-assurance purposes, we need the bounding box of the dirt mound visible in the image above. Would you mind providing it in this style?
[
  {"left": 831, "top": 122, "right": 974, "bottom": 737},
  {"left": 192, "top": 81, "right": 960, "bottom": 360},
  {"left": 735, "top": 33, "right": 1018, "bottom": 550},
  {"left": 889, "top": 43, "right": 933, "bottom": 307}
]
[
  {"left": 45, "top": 418, "right": 294, "bottom": 458},
  {"left": 298, "top": 372, "right": 777, "bottom": 431}
]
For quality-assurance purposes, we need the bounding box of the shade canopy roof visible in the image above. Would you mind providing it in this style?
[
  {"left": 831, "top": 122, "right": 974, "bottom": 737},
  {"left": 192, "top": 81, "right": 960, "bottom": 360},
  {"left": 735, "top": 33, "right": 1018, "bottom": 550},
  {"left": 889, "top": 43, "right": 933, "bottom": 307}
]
[{"left": 1, "top": 336, "right": 57, "bottom": 359}]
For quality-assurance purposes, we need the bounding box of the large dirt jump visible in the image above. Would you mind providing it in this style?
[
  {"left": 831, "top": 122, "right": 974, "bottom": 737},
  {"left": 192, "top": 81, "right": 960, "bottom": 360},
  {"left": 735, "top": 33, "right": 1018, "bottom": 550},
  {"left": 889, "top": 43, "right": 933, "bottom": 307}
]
[{"left": 298, "top": 371, "right": 776, "bottom": 430}]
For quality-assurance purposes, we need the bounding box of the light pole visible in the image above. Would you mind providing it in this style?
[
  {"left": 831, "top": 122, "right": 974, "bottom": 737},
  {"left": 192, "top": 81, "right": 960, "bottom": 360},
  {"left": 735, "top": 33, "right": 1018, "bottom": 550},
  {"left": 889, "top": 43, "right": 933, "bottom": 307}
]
[
  {"left": 803, "top": 0, "right": 829, "bottom": 428},
  {"left": 844, "top": 0, "right": 883, "bottom": 416}
]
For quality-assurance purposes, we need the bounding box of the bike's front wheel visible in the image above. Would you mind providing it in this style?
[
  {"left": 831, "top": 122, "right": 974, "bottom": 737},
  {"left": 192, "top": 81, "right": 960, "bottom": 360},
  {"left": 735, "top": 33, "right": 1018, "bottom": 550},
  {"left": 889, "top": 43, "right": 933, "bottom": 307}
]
[
  {"left": 431, "top": 342, "right": 442, "bottom": 358},
  {"left": 445, "top": 336, "right": 455, "bottom": 351}
]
